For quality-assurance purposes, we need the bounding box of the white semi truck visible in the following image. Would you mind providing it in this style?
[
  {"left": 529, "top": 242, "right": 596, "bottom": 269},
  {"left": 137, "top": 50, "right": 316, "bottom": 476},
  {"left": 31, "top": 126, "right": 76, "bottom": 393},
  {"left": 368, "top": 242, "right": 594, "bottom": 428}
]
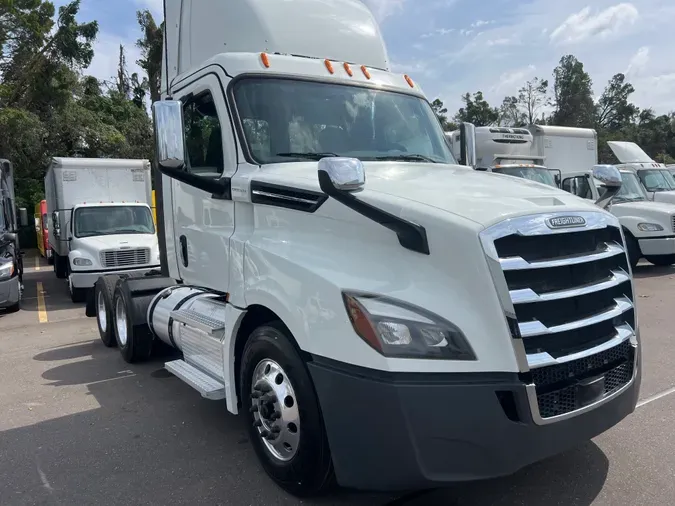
[
  {"left": 45, "top": 158, "right": 160, "bottom": 302},
  {"left": 0, "top": 159, "right": 28, "bottom": 311},
  {"left": 87, "top": 0, "right": 641, "bottom": 497},
  {"left": 606, "top": 141, "right": 675, "bottom": 204},
  {"left": 527, "top": 126, "right": 675, "bottom": 268}
]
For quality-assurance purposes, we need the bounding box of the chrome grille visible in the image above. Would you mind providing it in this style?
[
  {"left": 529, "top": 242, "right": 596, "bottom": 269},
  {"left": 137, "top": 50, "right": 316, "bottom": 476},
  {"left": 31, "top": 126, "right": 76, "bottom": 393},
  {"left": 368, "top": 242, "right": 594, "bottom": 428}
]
[
  {"left": 480, "top": 211, "right": 637, "bottom": 422},
  {"left": 671, "top": 215, "right": 675, "bottom": 233},
  {"left": 100, "top": 248, "right": 150, "bottom": 268}
]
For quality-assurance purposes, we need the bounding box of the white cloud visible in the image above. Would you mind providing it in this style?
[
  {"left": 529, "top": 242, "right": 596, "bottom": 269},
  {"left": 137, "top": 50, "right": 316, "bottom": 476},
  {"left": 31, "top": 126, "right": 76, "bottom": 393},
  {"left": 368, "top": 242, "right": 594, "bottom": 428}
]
[
  {"left": 625, "top": 46, "right": 649, "bottom": 77},
  {"left": 421, "top": 28, "right": 454, "bottom": 39},
  {"left": 471, "top": 20, "right": 494, "bottom": 28},
  {"left": 490, "top": 65, "right": 536, "bottom": 94},
  {"left": 361, "top": 0, "right": 406, "bottom": 22},
  {"left": 550, "top": 3, "right": 639, "bottom": 45}
]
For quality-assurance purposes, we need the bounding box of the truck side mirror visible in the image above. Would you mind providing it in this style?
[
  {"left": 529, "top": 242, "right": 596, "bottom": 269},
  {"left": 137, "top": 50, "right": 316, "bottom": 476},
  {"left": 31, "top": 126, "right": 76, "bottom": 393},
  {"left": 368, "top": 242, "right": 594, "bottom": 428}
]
[
  {"left": 152, "top": 100, "right": 186, "bottom": 171},
  {"left": 318, "top": 157, "right": 365, "bottom": 192},
  {"left": 52, "top": 211, "right": 60, "bottom": 237},
  {"left": 459, "top": 122, "right": 476, "bottom": 168},
  {"left": 592, "top": 164, "right": 622, "bottom": 209},
  {"left": 0, "top": 231, "right": 16, "bottom": 246},
  {"left": 18, "top": 208, "right": 28, "bottom": 228}
]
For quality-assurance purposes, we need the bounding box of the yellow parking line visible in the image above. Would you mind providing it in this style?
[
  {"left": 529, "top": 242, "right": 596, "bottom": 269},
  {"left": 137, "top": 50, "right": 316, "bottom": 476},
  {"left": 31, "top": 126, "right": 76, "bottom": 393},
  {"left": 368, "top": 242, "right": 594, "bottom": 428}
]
[
  {"left": 34, "top": 255, "right": 41, "bottom": 271},
  {"left": 36, "top": 282, "right": 48, "bottom": 323}
]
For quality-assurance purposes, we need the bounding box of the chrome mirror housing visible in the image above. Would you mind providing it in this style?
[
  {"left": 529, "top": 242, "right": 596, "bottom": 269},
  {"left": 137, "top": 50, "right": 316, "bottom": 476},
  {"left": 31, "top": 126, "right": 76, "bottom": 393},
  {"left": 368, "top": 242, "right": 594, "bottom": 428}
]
[
  {"left": 152, "top": 100, "right": 186, "bottom": 171},
  {"left": 318, "top": 157, "right": 365, "bottom": 192},
  {"left": 592, "top": 164, "right": 622, "bottom": 209},
  {"left": 459, "top": 122, "right": 477, "bottom": 168}
]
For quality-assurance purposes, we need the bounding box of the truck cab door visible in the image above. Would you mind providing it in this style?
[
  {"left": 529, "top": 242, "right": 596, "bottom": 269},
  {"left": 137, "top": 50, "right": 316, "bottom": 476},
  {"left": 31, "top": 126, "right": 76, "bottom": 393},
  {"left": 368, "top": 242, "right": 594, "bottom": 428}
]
[{"left": 170, "top": 74, "right": 236, "bottom": 291}]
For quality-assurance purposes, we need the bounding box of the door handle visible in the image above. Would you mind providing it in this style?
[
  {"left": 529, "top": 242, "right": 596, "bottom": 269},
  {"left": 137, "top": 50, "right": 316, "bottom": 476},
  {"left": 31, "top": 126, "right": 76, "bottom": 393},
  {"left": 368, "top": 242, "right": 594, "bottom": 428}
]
[{"left": 179, "top": 235, "right": 188, "bottom": 267}]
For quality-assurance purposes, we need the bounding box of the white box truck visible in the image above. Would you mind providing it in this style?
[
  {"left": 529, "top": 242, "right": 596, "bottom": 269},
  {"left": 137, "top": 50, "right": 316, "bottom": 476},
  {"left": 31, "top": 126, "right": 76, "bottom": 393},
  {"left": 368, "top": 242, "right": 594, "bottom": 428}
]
[
  {"left": 86, "top": 0, "right": 640, "bottom": 497},
  {"left": 45, "top": 158, "right": 160, "bottom": 302},
  {"left": 527, "top": 126, "right": 675, "bottom": 268}
]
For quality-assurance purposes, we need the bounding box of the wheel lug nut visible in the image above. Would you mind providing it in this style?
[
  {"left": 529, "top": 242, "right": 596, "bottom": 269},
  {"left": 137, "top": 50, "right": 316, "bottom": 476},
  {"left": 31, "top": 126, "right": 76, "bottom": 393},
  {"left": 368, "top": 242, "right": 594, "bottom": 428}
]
[
  {"left": 260, "top": 429, "right": 270, "bottom": 438},
  {"left": 251, "top": 391, "right": 261, "bottom": 399},
  {"left": 271, "top": 426, "right": 281, "bottom": 433},
  {"left": 249, "top": 405, "right": 259, "bottom": 413},
  {"left": 253, "top": 420, "right": 262, "bottom": 428}
]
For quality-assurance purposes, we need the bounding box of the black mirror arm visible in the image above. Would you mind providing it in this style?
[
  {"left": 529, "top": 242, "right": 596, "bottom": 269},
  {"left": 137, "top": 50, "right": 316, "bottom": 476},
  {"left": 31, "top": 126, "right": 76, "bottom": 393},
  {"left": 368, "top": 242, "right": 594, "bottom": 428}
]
[{"left": 158, "top": 163, "right": 231, "bottom": 199}]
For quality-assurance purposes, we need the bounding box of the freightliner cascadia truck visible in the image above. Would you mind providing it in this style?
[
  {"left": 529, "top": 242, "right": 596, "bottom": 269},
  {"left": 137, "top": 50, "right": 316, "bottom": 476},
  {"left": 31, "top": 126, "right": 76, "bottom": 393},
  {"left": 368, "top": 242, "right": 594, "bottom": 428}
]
[{"left": 86, "top": 0, "right": 641, "bottom": 497}]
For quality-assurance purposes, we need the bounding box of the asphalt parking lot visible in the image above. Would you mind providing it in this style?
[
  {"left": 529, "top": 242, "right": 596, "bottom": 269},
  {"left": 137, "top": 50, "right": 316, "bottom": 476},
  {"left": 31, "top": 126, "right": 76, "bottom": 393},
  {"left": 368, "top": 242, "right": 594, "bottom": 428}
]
[{"left": 2, "top": 251, "right": 675, "bottom": 505}]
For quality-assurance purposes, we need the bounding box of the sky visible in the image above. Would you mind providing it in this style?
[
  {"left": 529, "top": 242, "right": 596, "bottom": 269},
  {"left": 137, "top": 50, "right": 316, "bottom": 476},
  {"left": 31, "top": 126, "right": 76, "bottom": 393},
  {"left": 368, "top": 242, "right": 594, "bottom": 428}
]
[{"left": 61, "top": 0, "right": 675, "bottom": 117}]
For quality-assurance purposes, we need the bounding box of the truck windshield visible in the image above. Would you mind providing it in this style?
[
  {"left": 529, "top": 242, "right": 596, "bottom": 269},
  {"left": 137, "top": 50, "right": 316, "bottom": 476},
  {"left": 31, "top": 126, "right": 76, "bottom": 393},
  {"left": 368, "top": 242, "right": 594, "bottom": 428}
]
[
  {"left": 614, "top": 172, "right": 648, "bottom": 202},
  {"left": 491, "top": 167, "right": 557, "bottom": 188},
  {"left": 232, "top": 77, "right": 456, "bottom": 165},
  {"left": 637, "top": 169, "right": 675, "bottom": 192},
  {"left": 74, "top": 206, "right": 155, "bottom": 238}
]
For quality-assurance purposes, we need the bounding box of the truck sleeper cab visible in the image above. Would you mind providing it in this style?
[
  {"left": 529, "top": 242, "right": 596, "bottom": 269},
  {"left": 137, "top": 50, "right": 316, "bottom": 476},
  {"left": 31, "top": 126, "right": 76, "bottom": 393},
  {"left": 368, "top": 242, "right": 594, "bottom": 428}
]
[
  {"left": 88, "top": 0, "right": 640, "bottom": 497},
  {"left": 0, "top": 159, "right": 27, "bottom": 312}
]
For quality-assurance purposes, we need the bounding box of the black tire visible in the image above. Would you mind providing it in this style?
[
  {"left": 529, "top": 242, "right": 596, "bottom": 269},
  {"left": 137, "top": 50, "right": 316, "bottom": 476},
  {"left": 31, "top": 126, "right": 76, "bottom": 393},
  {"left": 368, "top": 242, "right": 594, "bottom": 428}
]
[
  {"left": 95, "top": 275, "right": 120, "bottom": 347},
  {"left": 240, "top": 321, "right": 334, "bottom": 497},
  {"left": 113, "top": 284, "right": 153, "bottom": 363},
  {"left": 645, "top": 254, "right": 675, "bottom": 267},
  {"left": 54, "top": 254, "right": 67, "bottom": 279},
  {"left": 3, "top": 302, "right": 20, "bottom": 313},
  {"left": 624, "top": 231, "right": 640, "bottom": 269},
  {"left": 47, "top": 255, "right": 54, "bottom": 266}
]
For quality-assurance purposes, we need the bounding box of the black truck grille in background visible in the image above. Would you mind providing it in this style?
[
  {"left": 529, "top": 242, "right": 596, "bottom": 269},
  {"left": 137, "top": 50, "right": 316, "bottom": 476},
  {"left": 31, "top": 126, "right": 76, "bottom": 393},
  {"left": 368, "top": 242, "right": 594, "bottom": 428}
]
[
  {"left": 100, "top": 248, "right": 150, "bottom": 268},
  {"left": 484, "top": 215, "right": 636, "bottom": 420}
]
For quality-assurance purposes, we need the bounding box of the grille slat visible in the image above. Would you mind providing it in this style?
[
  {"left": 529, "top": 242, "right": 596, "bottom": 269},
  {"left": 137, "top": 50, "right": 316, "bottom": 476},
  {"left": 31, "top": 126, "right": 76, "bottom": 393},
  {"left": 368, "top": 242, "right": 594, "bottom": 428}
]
[
  {"left": 481, "top": 212, "right": 636, "bottom": 420},
  {"left": 100, "top": 248, "right": 150, "bottom": 268}
]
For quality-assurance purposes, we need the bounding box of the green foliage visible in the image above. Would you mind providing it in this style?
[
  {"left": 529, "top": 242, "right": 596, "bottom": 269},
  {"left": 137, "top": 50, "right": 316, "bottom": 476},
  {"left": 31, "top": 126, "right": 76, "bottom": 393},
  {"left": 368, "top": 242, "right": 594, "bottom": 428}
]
[
  {"left": 455, "top": 91, "right": 499, "bottom": 126},
  {"left": 0, "top": 1, "right": 154, "bottom": 208},
  {"left": 430, "top": 98, "right": 456, "bottom": 131}
]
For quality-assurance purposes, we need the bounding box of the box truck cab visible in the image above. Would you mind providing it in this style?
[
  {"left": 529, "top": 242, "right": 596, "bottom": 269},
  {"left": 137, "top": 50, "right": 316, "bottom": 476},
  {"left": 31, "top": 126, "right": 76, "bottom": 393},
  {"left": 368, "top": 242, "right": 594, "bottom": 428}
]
[
  {"left": 525, "top": 126, "right": 675, "bottom": 267},
  {"left": 88, "top": 0, "right": 640, "bottom": 497},
  {"left": 445, "top": 127, "right": 560, "bottom": 188},
  {"left": 0, "top": 159, "right": 28, "bottom": 312},
  {"left": 45, "top": 158, "right": 160, "bottom": 302},
  {"left": 607, "top": 141, "right": 675, "bottom": 204},
  {"left": 34, "top": 199, "right": 52, "bottom": 264}
]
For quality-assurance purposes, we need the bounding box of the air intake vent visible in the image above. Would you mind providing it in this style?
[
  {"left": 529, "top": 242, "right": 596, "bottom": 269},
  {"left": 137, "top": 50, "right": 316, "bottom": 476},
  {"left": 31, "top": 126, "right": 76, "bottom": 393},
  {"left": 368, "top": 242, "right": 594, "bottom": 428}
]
[
  {"left": 100, "top": 248, "right": 150, "bottom": 268},
  {"left": 250, "top": 181, "right": 327, "bottom": 213}
]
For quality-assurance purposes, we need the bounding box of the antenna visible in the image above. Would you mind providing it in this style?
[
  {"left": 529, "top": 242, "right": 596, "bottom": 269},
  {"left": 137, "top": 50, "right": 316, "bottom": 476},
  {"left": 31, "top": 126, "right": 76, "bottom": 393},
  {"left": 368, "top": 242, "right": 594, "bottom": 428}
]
[{"left": 163, "top": 0, "right": 171, "bottom": 99}]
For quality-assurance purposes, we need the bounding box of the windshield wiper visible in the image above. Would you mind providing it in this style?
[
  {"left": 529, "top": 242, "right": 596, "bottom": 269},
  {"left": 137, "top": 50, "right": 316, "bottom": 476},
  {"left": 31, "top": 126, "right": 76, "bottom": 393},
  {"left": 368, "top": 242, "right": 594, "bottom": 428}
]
[
  {"left": 275, "top": 152, "right": 339, "bottom": 160},
  {"left": 373, "top": 154, "right": 437, "bottom": 163}
]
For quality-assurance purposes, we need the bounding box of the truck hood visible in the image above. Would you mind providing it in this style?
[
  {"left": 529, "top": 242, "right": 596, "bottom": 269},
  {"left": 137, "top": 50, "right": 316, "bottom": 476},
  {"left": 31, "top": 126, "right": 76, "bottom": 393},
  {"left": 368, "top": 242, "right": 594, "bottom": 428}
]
[
  {"left": 608, "top": 141, "right": 655, "bottom": 163},
  {"left": 72, "top": 233, "right": 158, "bottom": 251},
  {"left": 651, "top": 191, "right": 675, "bottom": 204},
  {"left": 263, "top": 161, "right": 603, "bottom": 227},
  {"left": 611, "top": 200, "right": 675, "bottom": 218}
]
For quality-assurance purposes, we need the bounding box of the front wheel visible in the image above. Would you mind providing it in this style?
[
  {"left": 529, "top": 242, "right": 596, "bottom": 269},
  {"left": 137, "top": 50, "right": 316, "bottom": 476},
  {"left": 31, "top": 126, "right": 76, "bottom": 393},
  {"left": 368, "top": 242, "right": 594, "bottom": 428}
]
[
  {"left": 645, "top": 254, "right": 675, "bottom": 267},
  {"left": 95, "top": 275, "right": 120, "bottom": 347},
  {"left": 624, "top": 232, "right": 640, "bottom": 269},
  {"left": 113, "top": 285, "right": 153, "bottom": 363},
  {"left": 68, "top": 275, "right": 87, "bottom": 303},
  {"left": 240, "top": 322, "right": 334, "bottom": 497}
]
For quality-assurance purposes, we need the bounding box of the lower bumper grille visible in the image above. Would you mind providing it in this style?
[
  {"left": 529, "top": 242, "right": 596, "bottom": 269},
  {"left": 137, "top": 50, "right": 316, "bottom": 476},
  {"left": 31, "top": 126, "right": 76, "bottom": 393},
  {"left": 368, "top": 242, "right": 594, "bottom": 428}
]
[{"left": 532, "top": 341, "right": 634, "bottom": 418}]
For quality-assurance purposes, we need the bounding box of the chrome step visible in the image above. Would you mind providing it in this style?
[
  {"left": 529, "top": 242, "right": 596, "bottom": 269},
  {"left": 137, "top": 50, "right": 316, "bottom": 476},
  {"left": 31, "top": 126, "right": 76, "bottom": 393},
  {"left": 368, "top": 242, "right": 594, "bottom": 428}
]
[
  {"left": 165, "top": 359, "right": 226, "bottom": 400},
  {"left": 170, "top": 308, "right": 225, "bottom": 336}
]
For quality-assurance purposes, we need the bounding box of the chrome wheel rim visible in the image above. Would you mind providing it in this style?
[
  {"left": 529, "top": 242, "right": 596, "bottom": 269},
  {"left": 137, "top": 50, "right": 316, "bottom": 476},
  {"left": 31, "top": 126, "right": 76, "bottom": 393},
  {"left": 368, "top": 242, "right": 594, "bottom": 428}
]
[
  {"left": 250, "top": 359, "right": 300, "bottom": 462},
  {"left": 97, "top": 291, "right": 107, "bottom": 332},
  {"left": 115, "top": 297, "right": 128, "bottom": 346}
]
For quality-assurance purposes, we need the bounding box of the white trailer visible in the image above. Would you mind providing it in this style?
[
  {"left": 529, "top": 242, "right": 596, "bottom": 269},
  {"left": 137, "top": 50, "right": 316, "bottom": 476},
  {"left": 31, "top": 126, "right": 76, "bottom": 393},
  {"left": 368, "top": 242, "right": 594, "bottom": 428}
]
[
  {"left": 87, "top": 0, "right": 640, "bottom": 497},
  {"left": 528, "top": 126, "right": 675, "bottom": 267},
  {"left": 45, "top": 157, "right": 160, "bottom": 302}
]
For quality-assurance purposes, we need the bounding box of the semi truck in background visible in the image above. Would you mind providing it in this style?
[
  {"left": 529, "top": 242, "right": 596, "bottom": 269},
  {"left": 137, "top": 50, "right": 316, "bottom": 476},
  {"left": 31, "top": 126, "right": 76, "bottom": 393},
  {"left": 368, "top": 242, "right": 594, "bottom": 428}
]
[
  {"left": 527, "top": 126, "right": 675, "bottom": 268},
  {"left": 445, "top": 127, "right": 560, "bottom": 187},
  {"left": 87, "top": 0, "right": 641, "bottom": 497},
  {"left": 605, "top": 141, "right": 675, "bottom": 204},
  {"left": 45, "top": 157, "right": 160, "bottom": 303},
  {"left": 0, "top": 159, "right": 28, "bottom": 312},
  {"left": 34, "top": 199, "right": 52, "bottom": 264}
]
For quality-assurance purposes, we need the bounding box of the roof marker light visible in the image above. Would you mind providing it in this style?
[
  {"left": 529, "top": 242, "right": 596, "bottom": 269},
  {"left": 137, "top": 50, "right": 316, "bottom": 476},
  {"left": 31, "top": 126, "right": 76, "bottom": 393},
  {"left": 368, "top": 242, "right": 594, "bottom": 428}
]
[
  {"left": 324, "top": 59, "right": 334, "bottom": 74},
  {"left": 404, "top": 74, "right": 414, "bottom": 88},
  {"left": 343, "top": 62, "right": 353, "bottom": 77},
  {"left": 260, "top": 52, "right": 270, "bottom": 68},
  {"left": 361, "top": 65, "right": 371, "bottom": 79}
]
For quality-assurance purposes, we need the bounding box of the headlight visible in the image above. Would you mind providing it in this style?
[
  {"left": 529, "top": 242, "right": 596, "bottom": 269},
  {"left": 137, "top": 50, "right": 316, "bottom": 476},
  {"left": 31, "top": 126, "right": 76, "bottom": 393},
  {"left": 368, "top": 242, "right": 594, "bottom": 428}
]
[
  {"left": 0, "top": 261, "right": 14, "bottom": 281},
  {"left": 342, "top": 293, "right": 476, "bottom": 360},
  {"left": 637, "top": 223, "right": 664, "bottom": 232},
  {"left": 72, "top": 257, "right": 93, "bottom": 266}
]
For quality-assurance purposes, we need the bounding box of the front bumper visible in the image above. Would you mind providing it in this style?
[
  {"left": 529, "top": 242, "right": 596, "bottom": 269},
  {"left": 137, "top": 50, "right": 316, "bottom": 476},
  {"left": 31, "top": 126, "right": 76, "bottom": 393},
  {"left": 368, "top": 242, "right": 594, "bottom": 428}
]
[
  {"left": 70, "top": 265, "right": 161, "bottom": 289},
  {"left": 638, "top": 236, "right": 675, "bottom": 256},
  {"left": 0, "top": 276, "right": 20, "bottom": 308},
  {"left": 308, "top": 348, "right": 641, "bottom": 492}
]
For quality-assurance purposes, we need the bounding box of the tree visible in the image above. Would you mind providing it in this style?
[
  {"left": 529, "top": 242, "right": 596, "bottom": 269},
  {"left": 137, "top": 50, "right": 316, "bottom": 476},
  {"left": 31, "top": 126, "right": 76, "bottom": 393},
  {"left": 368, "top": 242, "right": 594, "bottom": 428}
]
[
  {"left": 517, "top": 77, "right": 549, "bottom": 125},
  {"left": 454, "top": 91, "right": 499, "bottom": 126},
  {"left": 498, "top": 96, "right": 526, "bottom": 127},
  {"left": 551, "top": 55, "right": 594, "bottom": 127},
  {"left": 596, "top": 73, "right": 638, "bottom": 131},
  {"left": 136, "top": 9, "right": 163, "bottom": 104},
  {"left": 430, "top": 98, "right": 456, "bottom": 131}
]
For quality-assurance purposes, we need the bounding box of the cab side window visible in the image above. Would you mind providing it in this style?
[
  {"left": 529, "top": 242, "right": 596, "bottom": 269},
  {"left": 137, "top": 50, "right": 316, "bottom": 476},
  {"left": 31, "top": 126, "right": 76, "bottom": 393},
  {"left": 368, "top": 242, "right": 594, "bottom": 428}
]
[
  {"left": 562, "top": 176, "right": 592, "bottom": 199},
  {"left": 182, "top": 91, "right": 224, "bottom": 176}
]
